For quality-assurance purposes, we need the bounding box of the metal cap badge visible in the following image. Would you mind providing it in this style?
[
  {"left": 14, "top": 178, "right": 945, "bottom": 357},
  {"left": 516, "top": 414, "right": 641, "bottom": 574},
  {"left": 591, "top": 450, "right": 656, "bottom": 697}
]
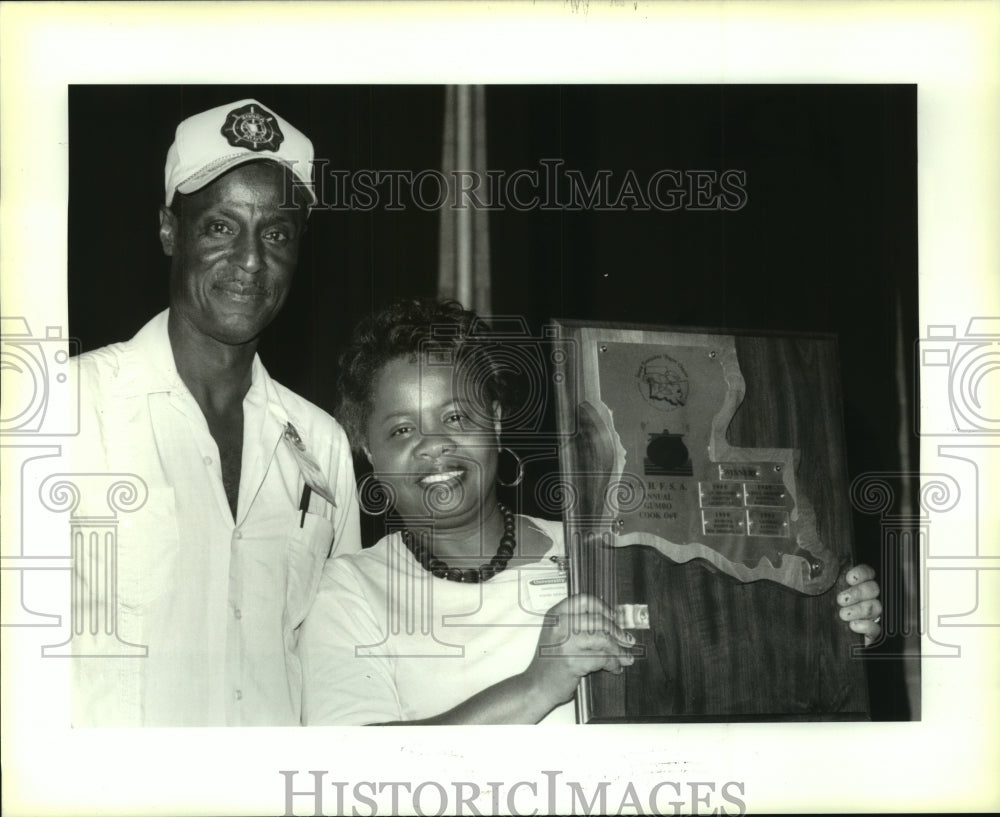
[{"left": 221, "top": 103, "right": 285, "bottom": 152}]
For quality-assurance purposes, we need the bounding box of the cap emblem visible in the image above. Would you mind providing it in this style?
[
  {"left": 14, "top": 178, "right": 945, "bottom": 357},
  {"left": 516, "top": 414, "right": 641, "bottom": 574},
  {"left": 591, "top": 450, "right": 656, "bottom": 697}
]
[{"left": 221, "top": 103, "right": 285, "bottom": 152}]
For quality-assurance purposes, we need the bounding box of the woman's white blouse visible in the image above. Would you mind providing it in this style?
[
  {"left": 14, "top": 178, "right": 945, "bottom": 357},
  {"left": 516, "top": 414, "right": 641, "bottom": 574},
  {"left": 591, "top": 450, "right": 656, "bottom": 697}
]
[{"left": 299, "top": 515, "right": 576, "bottom": 724}]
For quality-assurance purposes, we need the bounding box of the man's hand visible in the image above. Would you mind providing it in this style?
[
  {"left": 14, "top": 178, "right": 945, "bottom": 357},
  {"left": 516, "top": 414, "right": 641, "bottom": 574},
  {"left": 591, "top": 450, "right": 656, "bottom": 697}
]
[{"left": 838, "top": 563, "right": 883, "bottom": 646}]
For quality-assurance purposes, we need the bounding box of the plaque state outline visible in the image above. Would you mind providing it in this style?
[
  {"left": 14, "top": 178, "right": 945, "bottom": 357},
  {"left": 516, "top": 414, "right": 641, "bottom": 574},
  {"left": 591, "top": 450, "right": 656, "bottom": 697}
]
[{"left": 558, "top": 324, "right": 840, "bottom": 596}]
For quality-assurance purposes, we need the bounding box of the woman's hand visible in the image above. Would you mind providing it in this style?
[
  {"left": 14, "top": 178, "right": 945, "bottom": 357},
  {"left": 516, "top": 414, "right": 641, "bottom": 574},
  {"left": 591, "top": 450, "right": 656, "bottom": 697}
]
[
  {"left": 838, "top": 563, "right": 883, "bottom": 645},
  {"left": 523, "top": 593, "right": 636, "bottom": 710}
]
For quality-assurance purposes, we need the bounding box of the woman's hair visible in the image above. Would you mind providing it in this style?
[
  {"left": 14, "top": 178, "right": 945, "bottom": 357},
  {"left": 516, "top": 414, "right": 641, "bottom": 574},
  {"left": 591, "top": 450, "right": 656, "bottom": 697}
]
[{"left": 336, "top": 299, "right": 515, "bottom": 452}]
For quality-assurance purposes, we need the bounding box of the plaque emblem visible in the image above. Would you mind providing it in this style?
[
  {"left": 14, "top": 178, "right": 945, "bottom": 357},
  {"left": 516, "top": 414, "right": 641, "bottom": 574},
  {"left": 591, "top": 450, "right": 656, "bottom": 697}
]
[
  {"left": 636, "top": 354, "right": 689, "bottom": 410},
  {"left": 221, "top": 103, "right": 284, "bottom": 152},
  {"left": 643, "top": 430, "right": 693, "bottom": 476}
]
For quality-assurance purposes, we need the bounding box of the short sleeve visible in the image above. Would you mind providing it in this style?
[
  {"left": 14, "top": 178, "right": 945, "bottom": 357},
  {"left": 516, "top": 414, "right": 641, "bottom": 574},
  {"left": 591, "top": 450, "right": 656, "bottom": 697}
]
[
  {"left": 326, "top": 423, "right": 362, "bottom": 559},
  {"left": 299, "top": 556, "right": 402, "bottom": 725}
]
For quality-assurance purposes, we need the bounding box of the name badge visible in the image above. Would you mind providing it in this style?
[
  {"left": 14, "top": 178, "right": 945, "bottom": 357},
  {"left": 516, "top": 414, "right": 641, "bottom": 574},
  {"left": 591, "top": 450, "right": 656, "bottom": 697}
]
[{"left": 523, "top": 568, "right": 569, "bottom": 613}]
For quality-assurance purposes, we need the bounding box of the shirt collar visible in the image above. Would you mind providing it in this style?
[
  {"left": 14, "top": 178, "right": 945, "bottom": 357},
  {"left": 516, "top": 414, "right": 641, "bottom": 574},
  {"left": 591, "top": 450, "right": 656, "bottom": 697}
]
[
  {"left": 121, "top": 309, "right": 184, "bottom": 394},
  {"left": 120, "top": 308, "right": 290, "bottom": 426}
]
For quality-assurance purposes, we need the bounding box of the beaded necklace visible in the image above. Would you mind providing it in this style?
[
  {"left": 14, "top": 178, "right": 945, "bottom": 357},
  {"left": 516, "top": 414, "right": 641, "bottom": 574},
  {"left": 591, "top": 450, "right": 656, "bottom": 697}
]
[{"left": 400, "top": 502, "right": 516, "bottom": 583}]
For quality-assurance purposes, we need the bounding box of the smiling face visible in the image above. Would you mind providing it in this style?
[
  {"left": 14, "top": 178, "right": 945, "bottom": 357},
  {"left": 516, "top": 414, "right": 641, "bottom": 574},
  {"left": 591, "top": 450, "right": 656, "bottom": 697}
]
[
  {"left": 159, "top": 161, "right": 304, "bottom": 347},
  {"left": 364, "top": 355, "right": 501, "bottom": 529}
]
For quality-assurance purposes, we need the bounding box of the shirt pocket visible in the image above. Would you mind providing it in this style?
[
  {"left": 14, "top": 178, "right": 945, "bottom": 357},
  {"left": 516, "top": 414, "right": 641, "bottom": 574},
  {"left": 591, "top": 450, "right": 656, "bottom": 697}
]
[
  {"left": 285, "top": 510, "right": 335, "bottom": 630},
  {"left": 117, "top": 484, "right": 181, "bottom": 611}
]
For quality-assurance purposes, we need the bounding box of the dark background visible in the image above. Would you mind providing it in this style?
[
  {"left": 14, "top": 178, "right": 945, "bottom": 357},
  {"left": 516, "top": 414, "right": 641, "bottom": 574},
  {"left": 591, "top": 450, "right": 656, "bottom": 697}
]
[{"left": 68, "top": 85, "right": 918, "bottom": 719}]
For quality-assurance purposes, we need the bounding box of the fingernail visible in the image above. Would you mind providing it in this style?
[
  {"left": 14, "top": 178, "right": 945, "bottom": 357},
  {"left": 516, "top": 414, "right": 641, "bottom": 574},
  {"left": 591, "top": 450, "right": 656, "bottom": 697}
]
[{"left": 840, "top": 593, "right": 851, "bottom": 604}]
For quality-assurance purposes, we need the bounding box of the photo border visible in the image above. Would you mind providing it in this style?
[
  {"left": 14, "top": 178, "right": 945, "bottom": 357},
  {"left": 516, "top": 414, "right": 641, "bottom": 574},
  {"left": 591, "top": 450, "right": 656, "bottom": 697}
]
[{"left": 2, "top": 2, "right": 998, "bottom": 815}]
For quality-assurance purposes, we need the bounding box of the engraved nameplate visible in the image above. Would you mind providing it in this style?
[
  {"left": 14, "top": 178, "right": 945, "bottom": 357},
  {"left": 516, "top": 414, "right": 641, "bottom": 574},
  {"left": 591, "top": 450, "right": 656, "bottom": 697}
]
[{"left": 698, "top": 481, "right": 744, "bottom": 507}]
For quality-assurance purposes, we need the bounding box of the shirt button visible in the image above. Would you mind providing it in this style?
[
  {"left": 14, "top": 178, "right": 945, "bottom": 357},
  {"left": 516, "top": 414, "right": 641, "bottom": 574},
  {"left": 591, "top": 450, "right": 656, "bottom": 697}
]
[
  {"left": 234, "top": 608, "right": 242, "bottom": 620},
  {"left": 203, "top": 456, "right": 212, "bottom": 466},
  {"left": 235, "top": 690, "right": 243, "bottom": 701},
  {"left": 233, "top": 530, "right": 243, "bottom": 540}
]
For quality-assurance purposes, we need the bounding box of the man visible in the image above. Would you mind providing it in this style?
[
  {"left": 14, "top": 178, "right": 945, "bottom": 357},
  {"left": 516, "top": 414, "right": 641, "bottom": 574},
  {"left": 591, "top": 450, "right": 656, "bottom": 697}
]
[{"left": 69, "top": 99, "right": 361, "bottom": 726}]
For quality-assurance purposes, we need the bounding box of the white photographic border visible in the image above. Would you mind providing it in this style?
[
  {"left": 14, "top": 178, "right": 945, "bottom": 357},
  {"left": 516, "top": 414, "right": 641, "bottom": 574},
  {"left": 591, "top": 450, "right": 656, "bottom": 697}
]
[{"left": 2, "top": 2, "right": 998, "bottom": 815}]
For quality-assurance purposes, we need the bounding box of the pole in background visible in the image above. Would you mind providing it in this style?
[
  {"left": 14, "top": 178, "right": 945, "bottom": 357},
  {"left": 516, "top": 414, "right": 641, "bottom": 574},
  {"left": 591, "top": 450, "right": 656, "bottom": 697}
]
[{"left": 438, "top": 85, "right": 491, "bottom": 316}]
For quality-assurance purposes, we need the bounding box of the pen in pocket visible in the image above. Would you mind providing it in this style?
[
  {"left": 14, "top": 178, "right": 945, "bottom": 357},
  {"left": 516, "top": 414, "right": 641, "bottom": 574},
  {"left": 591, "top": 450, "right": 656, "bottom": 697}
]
[{"left": 299, "top": 484, "right": 312, "bottom": 528}]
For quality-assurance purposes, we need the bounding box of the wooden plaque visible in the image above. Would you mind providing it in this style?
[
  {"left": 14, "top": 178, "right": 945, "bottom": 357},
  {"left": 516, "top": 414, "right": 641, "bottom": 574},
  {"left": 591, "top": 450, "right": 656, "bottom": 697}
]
[{"left": 552, "top": 321, "right": 869, "bottom": 722}]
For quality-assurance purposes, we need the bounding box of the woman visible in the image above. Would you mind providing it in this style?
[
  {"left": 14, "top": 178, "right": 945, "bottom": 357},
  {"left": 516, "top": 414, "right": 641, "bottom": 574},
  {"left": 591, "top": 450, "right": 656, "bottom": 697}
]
[{"left": 299, "top": 299, "right": 882, "bottom": 725}]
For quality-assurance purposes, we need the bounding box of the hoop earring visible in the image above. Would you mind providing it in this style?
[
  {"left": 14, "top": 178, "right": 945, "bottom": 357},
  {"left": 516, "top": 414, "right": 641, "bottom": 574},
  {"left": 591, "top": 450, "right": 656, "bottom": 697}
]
[
  {"left": 497, "top": 447, "right": 524, "bottom": 488},
  {"left": 358, "top": 472, "right": 396, "bottom": 516}
]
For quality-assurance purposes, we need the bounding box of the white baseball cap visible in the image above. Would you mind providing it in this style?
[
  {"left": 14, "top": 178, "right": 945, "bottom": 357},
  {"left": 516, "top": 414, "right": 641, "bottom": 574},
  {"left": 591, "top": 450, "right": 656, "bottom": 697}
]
[{"left": 164, "top": 98, "right": 316, "bottom": 206}]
